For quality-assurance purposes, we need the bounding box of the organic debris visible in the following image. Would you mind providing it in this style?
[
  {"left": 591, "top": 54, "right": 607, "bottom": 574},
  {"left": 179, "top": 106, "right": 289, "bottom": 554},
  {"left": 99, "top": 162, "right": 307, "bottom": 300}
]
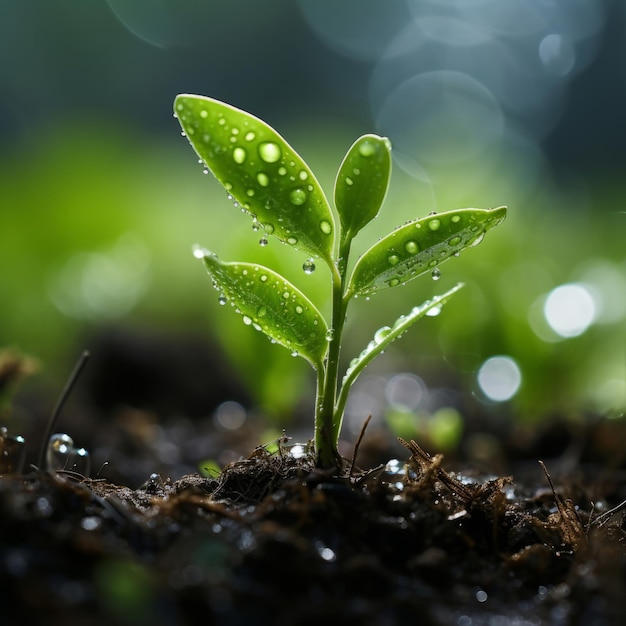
[{"left": 2, "top": 434, "right": 625, "bottom": 625}]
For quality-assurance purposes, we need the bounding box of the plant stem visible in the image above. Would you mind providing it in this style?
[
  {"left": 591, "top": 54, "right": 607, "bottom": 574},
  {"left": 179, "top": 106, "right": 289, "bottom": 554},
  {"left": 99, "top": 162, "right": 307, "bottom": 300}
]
[{"left": 315, "top": 242, "right": 351, "bottom": 468}]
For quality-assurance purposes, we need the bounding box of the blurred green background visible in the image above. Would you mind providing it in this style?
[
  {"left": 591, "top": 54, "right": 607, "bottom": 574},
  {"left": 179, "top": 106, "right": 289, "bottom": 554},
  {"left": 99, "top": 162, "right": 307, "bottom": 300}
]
[{"left": 2, "top": 0, "right": 625, "bottom": 445}]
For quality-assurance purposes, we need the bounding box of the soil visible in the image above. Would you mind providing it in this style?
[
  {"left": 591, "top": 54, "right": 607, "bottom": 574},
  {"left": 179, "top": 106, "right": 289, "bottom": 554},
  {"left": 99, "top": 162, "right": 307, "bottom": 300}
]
[{"left": 1, "top": 338, "right": 625, "bottom": 625}]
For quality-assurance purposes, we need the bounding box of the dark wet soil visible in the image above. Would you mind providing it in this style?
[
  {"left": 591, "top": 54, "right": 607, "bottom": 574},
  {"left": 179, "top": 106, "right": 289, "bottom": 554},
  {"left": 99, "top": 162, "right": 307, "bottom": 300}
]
[
  {"left": 1, "top": 339, "right": 625, "bottom": 625},
  {"left": 2, "top": 429, "right": 625, "bottom": 626}
]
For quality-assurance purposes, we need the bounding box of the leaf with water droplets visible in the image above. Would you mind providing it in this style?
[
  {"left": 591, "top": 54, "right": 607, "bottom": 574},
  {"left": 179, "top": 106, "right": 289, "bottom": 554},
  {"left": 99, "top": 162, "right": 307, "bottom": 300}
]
[
  {"left": 346, "top": 206, "right": 506, "bottom": 299},
  {"left": 175, "top": 94, "right": 335, "bottom": 266},
  {"left": 334, "top": 134, "right": 392, "bottom": 245},
  {"left": 196, "top": 249, "right": 328, "bottom": 369},
  {"left": 333, "top": 283, "right": 464, "bottom": 435}
]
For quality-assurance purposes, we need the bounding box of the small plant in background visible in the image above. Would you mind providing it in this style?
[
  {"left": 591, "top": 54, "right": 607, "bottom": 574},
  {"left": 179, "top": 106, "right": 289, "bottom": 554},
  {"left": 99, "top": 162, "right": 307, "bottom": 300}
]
[{"left": 174, "top": 94, "right": 506, "bottom": 469}]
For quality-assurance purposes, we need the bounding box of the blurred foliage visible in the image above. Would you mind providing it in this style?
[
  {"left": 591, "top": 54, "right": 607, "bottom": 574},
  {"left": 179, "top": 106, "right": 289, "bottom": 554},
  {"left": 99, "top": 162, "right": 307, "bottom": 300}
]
[{"left": 1, "top": 0, "right": 625, "bottom": 429}]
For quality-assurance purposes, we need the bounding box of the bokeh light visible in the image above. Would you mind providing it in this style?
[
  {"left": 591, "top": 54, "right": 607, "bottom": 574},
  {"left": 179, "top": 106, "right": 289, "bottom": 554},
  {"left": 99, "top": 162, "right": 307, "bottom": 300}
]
[
  {"left": 477, "top": 356, "right": 522, "bottom": 402},
  {"left": 543, "top": 283, "right": 596, "bottom": 339}
]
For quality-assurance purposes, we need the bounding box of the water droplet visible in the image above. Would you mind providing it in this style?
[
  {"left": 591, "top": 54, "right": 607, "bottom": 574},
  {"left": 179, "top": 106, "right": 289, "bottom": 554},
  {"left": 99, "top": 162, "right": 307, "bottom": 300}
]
[
  {"left": 289, "top": 188, "right": 307, "bottom": 206},
  {"left": 231, "top": 127, "right": 239, "bottom": 136},
  {"left": 218, "top": 117, "right": 226, "bottom": 126},
  {"left": 449, "top": 236, "right": 461, "bottom": 246},
  {"left": 251, "top": 220, "right": 260, "bottom": 232},
  {"left": 295, "top": 305, "right": 304, "bottom": 314},
  {"left": 291, "top": 350, "right": 299, "bottom": 357},
  {"left": 431, "top": 268, "right": 442, "bottom": 281},
  {"left": 199, "top": 109, "right": 208, "bottom": 118},
  {"left": 218, "top": 294, "right": 228, "bottom": 305},
  {"left": 426, "top": 305, "right": 442, "bottom": 317},
  {"left": 278, "top": 166, "right": 287, "bottom": 176},
  {"left": 389, "top": 278, "right": 400, "bottom": 287},
  {"left": 287, "top": 236, "right": 298, "bottom": 245},
  {"left": 454, "top": 251, "right": 460, "bottom": 257},
  {"left": 359, "top": 141, "right": 376, "bottom": 157},
  {"left": 265, "top": 223, "right": 275, "bottom": 234},
  {"left": 374, "top": 326, "right": 392, "bottom": 344},
  {"left": 298, "top": 170, "right": 308, "bottom": 181},
  {"left": 259, "top": 237, "right": 269, "bottom": 247},
  {"left": 233, "top": 147, "right": 247, "bottom": 164},
  {"left": 303, "top": 259, "right": 316, "bottom": 274},
  {"left": 325, "top": 329, "right": 335, "bottom": 342},
  {"left": 282, "top": 291, "right": 290, "bottom": 299},
  {"left": 451, "top": 215, "right": 461, "bottom": 223},
  {"left": 260, "top": 274, "right": 268, "bottom": 282},
  {"left": 242, "top": 316, "right": 252, "bottom": 326},
  {"left": 404, "top": 240, "right": 419, "bottom": 254},
  {"left": 46, "top": 433, "right": 91, "bottom": 474},
  {"left": 256, "top": 172, "right": 270, "bottom": 187},
  {"left": 246, "top": 188, "right": 255, "bottom": 197},
  {"left": 428, "top": 219, "right": 441, "bottom": 231},
  {"left": 319, "top": 220, "right": 332, "bottom": 235},
  {"left": 470, "top": 231, "right": 485, "bottom": 247},
  {"left": 353, "top": 168, "right": 361, "bottom": 176},
  {"left": 245, "top": 131, "right": 256, "bottom": 141},
  {"left": 345, "top": 176, "right": 354, "bottom": 186},
  {"left": 257, "top": 305, "right": 267, "bottom": 318},
  {"left": 258, "top": 142, "right": 281, "bottom": 163},
  {"left": 388, "top": 254, "right": 400, "bottom": 266}
]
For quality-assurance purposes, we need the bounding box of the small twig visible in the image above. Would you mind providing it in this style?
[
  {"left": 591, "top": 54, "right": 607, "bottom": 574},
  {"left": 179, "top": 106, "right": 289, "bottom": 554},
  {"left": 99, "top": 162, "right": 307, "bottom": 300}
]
[
  {"left": 37, "top": 350, "right": 90, "bottom": 471},
  {"left": 590, "top": 498, "right": 626, "bottom": 528},
  {"left": 349, "top": 414, "right": 372, "bottom": 477}
]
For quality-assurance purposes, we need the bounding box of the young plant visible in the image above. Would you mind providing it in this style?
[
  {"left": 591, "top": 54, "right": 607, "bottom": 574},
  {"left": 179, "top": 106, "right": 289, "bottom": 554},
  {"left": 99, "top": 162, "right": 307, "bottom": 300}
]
[{"left": 174, "top": 94, "right": 506, "bottom": 469}]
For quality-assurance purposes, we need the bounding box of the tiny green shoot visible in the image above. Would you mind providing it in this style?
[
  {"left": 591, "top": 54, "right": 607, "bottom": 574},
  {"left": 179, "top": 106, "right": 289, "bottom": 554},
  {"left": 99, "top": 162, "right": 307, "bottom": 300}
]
[{"left": 174, "top": 94, "right": 506, "bottom": 469}]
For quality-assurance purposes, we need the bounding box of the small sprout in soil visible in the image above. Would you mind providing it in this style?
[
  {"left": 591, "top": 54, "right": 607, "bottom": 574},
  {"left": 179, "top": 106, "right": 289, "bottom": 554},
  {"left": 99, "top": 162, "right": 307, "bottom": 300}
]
[{"left": 174, "top": 94, "right": 506, "bottom": 470}]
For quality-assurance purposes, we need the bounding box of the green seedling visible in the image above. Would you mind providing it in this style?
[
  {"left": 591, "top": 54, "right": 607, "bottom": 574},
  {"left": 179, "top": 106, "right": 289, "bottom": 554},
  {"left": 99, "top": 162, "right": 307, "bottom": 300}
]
[{"left": 174, "top": 94, "right": 506, "bottom": 469}]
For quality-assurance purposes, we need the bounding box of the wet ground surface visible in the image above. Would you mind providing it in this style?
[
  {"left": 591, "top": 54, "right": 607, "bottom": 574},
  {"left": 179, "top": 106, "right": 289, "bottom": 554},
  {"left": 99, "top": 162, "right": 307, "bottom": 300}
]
[
  {"left": 1, "top": 432, "right": 625, "bottom": 626},
  {"left": 1, "top": 341, "right": 625, "bottom": 624}
]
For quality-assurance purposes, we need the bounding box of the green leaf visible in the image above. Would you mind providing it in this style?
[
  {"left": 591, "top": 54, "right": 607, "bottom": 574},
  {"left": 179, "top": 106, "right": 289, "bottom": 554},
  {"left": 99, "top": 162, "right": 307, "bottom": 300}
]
[
  {"left": 347, "top": 206, "right": 506, "bottom": 299},
  {"left": 334, "top": 134, "right": 392, "bottom": 244},
  {"left": 175, "top": 95, "right": 335, "bottom": 266},
  {"left": 333, "top": 283, "right": 464, "bottom": 434},
  {"left": 195, "top": 248, "right": 328, "bottom": 369}
]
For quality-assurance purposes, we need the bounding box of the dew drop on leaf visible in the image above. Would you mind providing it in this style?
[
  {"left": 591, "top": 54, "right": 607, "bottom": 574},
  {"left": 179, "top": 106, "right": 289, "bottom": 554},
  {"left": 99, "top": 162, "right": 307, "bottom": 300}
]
[
  {"left": 431, "top": 268, "right": 442, "bottom": 281},
  {"left": 303, "top": 258, "right": 316, "bottom": 274},
  {"left": 256, "top": 172, "right": 270, "bottom": 187},
  {"left": 259, "top": 237, "right": 269, "bottom": 247},
  {"left": 426, "top": 305, "right": 442, "bottom": 317},
  {"left": 358, "top": 141, "right": 376, "bottom": 157},
  {"left": 374, "top": 326, "right": 392, "bottom": 344},
  {"left": 470, "top": 231, "right": 486, "bottom": 247},
  {"left": 428, "top": 219, "right": 441, "bottom": 231},
  {"left": 218, "top": 294, "right": 228, "bottom": 305},
  {"left": 388, "top": 254, "right": 400, "bottom": 266},
  {"left": 298, "top": 170, "right": 308, "bottom": 180},
  {"left": 233, "top": 147, "right": 247, "bottom": 164},
  {"left": 295, "top": 305, "right": 304, "bottom": 315},
  {"left": 319, "top": 220, "right": 332, "bottom": 235},
  {"left": 449, "top": 236, "right": 461, "bottom": 246},
  {"left": 289, "top": 188, "right": 307, "bottom": 205},
  {"left": 405, "top": 240, "right": 419, "bottom": 254},
  {"left": 245, "top": 131, "right": 256, "bottom": 141},
  {"left": 242, "top": 316, "right": 252, "bottom": 326},
  {"left": 287, "top": 236, "right": 298, "bottom": 245},
  {"left": 257, "top": 305, "right": 267, "bottom": 318},
  {"left": 325, "top": 329, "right": 335, "bottom": 342},
  {"left": 258, "top": 142, "right": 281, "bottom": 163}
]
